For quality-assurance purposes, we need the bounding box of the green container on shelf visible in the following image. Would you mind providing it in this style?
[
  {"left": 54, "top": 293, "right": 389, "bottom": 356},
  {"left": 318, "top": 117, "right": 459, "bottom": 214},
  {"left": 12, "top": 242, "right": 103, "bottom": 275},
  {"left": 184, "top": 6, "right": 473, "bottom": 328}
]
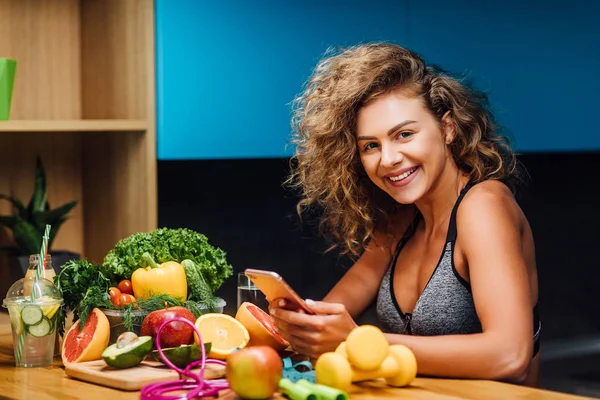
[{"left": 0, "top": 58, "right": 17, "bottom": 120}]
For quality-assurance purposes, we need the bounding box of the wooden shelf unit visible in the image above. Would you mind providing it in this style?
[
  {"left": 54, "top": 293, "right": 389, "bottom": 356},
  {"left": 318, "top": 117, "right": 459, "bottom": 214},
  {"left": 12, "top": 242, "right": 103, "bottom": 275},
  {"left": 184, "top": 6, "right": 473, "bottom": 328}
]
[
  {"left": 0, "top": 120, "right": 148, "bottom": 132},
  {"left": 0, "top": 0, "right": 157, "bottom": 273}
]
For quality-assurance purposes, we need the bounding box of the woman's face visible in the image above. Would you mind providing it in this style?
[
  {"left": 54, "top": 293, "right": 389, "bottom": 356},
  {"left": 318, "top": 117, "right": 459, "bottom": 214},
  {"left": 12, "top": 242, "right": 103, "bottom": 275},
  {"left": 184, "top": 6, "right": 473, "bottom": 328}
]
[{"left": 356, "top": 90, "right": 454, "bottom": 205}]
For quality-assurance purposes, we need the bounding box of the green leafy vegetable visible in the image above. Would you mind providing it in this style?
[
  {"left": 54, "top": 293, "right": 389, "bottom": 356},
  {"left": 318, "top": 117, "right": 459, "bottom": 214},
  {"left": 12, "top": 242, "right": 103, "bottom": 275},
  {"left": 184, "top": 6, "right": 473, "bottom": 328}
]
[
  {"left": 54, "top": 259, "right": 112, "bottom": 336},
  {"left": 103, "top": 228, "right": 233, "bottom": 292}
]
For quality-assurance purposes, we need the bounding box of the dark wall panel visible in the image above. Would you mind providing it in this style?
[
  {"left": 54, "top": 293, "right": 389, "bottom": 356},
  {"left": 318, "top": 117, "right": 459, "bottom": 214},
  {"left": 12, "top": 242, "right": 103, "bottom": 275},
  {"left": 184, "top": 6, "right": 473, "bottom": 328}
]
[{"left": 158, "top": 153, "right": 600, "bottom": 341}]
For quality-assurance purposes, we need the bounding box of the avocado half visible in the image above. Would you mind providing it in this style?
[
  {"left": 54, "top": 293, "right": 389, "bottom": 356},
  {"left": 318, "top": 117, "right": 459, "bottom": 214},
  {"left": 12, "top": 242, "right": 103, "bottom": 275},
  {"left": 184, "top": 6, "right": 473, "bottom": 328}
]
[
  {"left": 152, "top": 343, "right": 212, "bottom": 368},
  {"left": 102, "top": 336, "right": 153, "bottom": 369}
]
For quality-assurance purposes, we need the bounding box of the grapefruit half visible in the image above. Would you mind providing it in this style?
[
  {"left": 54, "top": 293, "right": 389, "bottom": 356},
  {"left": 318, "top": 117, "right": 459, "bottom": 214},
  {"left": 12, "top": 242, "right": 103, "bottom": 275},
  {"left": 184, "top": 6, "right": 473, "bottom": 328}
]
[
  {"left": 235, "top": 302, "right": 289, "bottom": 351},
  {"left": 61, "top": 308, "right": 110, "bottom": 365}
]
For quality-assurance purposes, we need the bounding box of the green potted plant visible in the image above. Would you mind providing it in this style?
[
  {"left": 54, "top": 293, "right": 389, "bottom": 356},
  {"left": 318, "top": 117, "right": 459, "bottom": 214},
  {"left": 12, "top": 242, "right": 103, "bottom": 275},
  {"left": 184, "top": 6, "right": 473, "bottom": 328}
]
[{"left": 0, "top": 156, "right": 79, "bottom": 280}]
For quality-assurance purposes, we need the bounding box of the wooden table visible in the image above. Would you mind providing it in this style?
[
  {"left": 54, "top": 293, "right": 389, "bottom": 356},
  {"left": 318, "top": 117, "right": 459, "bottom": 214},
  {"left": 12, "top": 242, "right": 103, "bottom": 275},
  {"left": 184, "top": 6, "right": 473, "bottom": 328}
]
[{"left": 0, "top": 312, "right": 589, "bottom": 400}]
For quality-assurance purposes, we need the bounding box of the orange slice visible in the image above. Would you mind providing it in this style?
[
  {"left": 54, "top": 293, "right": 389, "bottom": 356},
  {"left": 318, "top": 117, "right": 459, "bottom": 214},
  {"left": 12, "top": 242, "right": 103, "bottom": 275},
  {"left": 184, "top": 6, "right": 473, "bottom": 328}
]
[{"left": 194, "top": 313, "right": 250, "bottom": 360}]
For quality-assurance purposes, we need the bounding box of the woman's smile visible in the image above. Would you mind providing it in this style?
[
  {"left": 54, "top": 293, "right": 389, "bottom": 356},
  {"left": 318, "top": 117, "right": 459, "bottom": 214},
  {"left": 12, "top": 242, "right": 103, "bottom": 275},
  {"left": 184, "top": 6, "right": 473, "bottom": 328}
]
[{"left": 385, "top": 165, "right": 420, "bottom": 187}]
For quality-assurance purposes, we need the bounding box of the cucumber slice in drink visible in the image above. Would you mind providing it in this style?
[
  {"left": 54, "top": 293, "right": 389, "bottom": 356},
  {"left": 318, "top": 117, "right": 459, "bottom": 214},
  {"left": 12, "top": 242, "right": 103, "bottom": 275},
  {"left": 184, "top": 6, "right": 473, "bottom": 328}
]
[
  {"left": 21, "top": 305, "right": 43, "bottom": 326},
  {"left": 27, "top": 317, "right": 52, "bottom": 338}
]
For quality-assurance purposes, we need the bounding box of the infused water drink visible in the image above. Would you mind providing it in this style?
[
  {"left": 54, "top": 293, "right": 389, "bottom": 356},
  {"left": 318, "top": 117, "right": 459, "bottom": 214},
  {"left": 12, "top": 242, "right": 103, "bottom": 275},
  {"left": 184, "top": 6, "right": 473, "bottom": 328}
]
[{"left": 3, "top": 278, "right": 63, "bottom": 367}]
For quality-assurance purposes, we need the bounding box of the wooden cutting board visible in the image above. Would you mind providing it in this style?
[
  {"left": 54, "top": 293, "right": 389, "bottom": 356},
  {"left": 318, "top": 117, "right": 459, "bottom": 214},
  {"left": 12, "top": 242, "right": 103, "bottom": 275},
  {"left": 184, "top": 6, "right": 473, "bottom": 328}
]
[{"left": 64, "top": 359, "right": 226, "bottom": 391}]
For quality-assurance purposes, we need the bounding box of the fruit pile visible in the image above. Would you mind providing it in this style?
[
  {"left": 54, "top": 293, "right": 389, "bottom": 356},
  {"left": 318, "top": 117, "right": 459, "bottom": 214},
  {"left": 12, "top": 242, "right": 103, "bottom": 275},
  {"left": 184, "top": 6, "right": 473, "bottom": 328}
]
[
  {"left": 60, "top": 300, "right": 285, "bottom": 370},
  {"left": 60, "top": 301, "right": 416, "bottom": 399},
  {"left": 59, "top": 299, "right": 288, "bottom": 397}
]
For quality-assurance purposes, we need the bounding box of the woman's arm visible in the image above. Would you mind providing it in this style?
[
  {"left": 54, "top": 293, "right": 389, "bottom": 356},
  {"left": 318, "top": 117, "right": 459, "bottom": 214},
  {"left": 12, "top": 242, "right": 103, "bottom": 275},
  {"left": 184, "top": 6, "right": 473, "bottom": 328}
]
[
  {"left": 385, "top": 182, "right": 534, "bottom": 383},
  {"left": 270, "top": 229, "right": 395, "bottom": 355},
  {"left": 323, "top": 230, "right": 395, "bottom": 317}
]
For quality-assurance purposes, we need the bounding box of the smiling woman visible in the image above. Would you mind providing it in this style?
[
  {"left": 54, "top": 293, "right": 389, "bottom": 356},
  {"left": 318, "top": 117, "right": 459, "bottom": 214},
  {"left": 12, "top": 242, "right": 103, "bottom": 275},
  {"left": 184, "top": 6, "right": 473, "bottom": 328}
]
[{"left": 274, "top": 43, "right": 541, "bottom": 387}]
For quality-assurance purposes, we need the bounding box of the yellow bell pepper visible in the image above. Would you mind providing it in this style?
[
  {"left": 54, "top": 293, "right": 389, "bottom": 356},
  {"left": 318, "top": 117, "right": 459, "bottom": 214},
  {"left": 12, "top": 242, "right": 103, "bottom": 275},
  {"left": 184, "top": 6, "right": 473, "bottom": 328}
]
[{"left": 132, "top": 252, "right": 188, "bottom": 301}]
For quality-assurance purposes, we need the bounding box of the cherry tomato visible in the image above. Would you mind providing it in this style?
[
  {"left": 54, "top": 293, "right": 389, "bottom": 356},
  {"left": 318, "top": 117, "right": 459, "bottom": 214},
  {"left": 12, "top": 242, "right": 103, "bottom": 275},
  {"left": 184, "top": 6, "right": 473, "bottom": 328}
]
[
  {"left": 112, "top": 293, "right": 122, "bottom": 307},
  {"left": 109, "top": 287, "right": 121, "bottom": 301},
  {"left": 114, "top": 293, "right": 135, "bottom": 307},
  {"left": 117, "top": 279, "right": 134, "bottom": 295},
  {"left": 126, "top": 294, "right": 137, "bottom": 307}
]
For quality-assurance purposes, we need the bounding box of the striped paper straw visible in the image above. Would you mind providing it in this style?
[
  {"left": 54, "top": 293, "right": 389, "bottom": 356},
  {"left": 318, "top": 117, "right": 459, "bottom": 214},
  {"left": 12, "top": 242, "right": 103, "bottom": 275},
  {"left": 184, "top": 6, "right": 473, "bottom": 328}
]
[
  {"left": 32, "top": 224, "right": 51, "bottom": 301},
  {"left": 15, "top": 332, "right": 25, "bottom": 366}
]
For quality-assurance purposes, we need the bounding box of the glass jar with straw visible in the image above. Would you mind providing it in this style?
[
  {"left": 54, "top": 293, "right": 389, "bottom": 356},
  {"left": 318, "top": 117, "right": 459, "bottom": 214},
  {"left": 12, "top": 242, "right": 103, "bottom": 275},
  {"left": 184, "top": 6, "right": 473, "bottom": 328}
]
[{"left": 2, "top": 224, "right": 64, "bottom": 367}]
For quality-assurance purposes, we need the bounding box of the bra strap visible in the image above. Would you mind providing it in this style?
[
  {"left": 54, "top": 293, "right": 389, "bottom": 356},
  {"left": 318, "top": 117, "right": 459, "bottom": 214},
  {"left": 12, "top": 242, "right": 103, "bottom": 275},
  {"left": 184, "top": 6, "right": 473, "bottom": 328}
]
[
  {"left": 392, "top": 212, "right": 422, "bottom": 260},
  {"left": 446, "top": 181, "right": 475, "bottom": 243}
]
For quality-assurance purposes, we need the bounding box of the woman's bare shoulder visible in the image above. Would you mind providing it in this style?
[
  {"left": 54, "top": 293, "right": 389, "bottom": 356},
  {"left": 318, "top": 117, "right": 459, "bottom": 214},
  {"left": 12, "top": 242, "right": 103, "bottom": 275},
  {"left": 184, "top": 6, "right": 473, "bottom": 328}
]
[
  {"left": 469, "top": 179, "right": 514, "bottom": 197},
  {"left": 459, "top": 179, "right": 524, "bottom": 229}
]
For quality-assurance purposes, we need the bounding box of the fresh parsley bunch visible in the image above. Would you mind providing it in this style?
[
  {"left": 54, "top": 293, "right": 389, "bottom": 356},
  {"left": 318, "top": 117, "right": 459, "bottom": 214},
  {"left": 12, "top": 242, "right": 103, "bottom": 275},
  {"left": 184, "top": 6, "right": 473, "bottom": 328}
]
[{"left": 54, "top": 259, "right": 113, "bottom": 336}]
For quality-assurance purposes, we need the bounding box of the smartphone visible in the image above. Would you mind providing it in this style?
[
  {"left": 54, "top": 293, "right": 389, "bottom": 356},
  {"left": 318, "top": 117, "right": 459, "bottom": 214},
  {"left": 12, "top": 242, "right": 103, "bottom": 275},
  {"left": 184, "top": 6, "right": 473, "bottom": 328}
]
[{"left": 244, "top": 269, "right": 315, "bottom": 314}]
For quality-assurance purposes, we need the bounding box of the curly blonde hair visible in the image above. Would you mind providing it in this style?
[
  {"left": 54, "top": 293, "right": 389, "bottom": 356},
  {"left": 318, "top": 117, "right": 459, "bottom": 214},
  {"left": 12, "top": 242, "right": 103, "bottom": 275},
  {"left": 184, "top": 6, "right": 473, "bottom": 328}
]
[{"left": 287, "top": 42, "right": 520, "bottom": 258}]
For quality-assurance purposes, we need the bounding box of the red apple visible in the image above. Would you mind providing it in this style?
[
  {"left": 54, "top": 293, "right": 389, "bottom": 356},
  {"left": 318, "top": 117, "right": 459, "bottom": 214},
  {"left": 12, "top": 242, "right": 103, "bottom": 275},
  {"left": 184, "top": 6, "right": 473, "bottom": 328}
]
[
  {"left": 226, "top": 346, "right": 283, "bottom": 399},
  {"left": 140, "top": 306, "right": 196, "bottom": 349}
]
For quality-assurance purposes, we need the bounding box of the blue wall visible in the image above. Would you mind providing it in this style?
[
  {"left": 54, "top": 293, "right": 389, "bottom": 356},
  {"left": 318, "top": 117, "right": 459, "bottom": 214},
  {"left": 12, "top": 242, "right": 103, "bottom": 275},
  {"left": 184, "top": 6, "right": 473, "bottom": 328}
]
[{"left": 156, "top": 0, "right": 600, "bottom": 160}]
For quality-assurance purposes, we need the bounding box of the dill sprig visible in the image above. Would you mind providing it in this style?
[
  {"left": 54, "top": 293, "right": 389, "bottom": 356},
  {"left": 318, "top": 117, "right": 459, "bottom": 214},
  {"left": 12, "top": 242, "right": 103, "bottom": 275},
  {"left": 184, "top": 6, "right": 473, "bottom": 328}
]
[{"left": 115, "top": 294, "right": 217, "bottom": 331}]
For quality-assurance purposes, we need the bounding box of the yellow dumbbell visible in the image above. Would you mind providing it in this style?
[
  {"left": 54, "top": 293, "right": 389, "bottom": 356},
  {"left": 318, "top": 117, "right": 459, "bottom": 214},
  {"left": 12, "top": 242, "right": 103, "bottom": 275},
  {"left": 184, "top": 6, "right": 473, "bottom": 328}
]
[
  {"left": 316, "top": 345, "right": 417, "bottom": 391},
  {"left": 345, "top": 325, "right": 389, "bottom": 371}
]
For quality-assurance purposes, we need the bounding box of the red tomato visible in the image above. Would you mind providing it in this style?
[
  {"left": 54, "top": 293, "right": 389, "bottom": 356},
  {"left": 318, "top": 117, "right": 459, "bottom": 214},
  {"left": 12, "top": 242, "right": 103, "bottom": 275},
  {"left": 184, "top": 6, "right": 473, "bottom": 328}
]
[
  {"left": 118, "top": 280, "right": 134, "bottom": 295},
  {"left": 112, "top": 293, "right": 123, "bottom": 307},
  {"left": 115, "top": 293, "right": 135, "bottom": 307},
  {"left": 126, "top": 294, "right": 137, "bottom": 307},
  {"left": 109, "top": 287, "right": 121, "bottom": 300}
]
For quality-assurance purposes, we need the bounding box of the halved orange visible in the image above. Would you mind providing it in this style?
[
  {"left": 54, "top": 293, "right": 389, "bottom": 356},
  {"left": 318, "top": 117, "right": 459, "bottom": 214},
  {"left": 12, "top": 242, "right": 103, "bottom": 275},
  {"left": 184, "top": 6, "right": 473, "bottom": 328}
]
[{"left": 194, "top": 313, "right": 250, "bottom": 360}]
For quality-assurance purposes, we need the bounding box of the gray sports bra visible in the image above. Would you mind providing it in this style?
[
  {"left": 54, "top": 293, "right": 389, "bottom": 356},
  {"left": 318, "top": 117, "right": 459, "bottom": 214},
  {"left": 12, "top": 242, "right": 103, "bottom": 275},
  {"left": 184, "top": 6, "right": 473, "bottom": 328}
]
[{"left": 376, "top": 182, "right": 541, "bottom": 356}]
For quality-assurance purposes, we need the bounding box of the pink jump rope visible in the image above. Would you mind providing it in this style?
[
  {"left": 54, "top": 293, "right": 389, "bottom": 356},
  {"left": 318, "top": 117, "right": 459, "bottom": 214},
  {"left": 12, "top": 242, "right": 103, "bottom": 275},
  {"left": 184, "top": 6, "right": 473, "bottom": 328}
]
[{"left": 140, "top": 317, "right": 229, "bottom": 399}]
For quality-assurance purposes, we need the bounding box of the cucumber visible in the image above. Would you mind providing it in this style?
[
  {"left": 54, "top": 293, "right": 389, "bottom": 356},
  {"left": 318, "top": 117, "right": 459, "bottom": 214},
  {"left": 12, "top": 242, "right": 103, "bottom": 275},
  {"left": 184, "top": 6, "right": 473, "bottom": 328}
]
[
  {"left": 27, "top": 317, "right": 52, "bottom": 337},
  {"left": 21, "top": 305, "right": 43, "bottom": 326}
]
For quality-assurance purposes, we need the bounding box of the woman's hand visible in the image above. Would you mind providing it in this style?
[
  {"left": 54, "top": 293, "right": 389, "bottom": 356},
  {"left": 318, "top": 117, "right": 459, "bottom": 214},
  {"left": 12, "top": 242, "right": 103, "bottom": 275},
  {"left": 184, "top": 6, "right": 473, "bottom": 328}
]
[{"left": 269, "top": 298, "right": 358, "bottom": 358}]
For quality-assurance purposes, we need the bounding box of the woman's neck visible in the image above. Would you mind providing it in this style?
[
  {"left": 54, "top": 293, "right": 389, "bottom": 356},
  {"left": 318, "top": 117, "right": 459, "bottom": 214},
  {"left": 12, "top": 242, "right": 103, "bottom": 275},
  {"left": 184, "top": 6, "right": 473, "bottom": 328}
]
[{"left": 414, "top": 167, "right": 469, "bottom": 238}]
